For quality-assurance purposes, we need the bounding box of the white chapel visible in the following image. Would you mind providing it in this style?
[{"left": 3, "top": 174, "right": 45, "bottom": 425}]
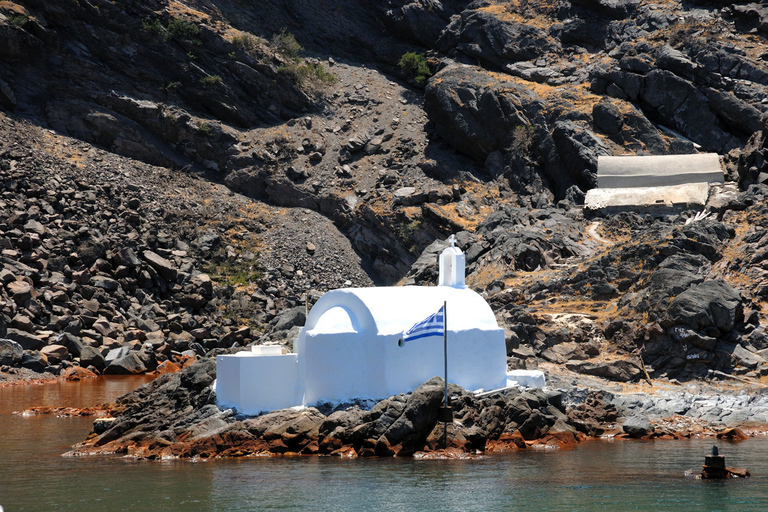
[{"left": 216, "top": 240, "right": 544, "bottom": 415}]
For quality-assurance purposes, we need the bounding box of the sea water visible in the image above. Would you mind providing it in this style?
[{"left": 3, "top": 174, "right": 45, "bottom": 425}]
[{"left": 1, "top": 378, "right": 767, "bottom": 511}]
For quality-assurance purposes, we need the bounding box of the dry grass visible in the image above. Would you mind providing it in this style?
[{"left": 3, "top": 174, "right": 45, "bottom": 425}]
[
  {"left": 167, "top": 0, "right": 210, "bottom": 23},
  {"left": 478, "top": 3, "right": 558, "bottom": 32}
]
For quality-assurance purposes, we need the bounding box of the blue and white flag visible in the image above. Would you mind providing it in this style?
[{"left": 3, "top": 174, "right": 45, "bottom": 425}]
[{"left": 399, "top": 305, "right": 445, "bottom": 346}]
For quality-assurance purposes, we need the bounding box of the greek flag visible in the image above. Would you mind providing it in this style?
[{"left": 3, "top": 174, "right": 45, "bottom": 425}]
[{"left": 399, "top": 305, "right": 445, "bottom": 346}]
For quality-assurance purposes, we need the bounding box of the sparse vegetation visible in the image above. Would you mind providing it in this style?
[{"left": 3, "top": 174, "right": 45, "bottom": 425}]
[
  {"left": 210, "top": 260, "right": 263, "bottom": 287},
  {"left": 142, "top": 17, "right": 201, "bottom": 44},
  {"left": 279, "top": 61, "right": 337, "bottom": 88},
  {"left": 141, "top": 17, "right": 164, "bottom": 35},
  {"left": 272, "top": 29, "right": 303, "bottom": 62},
  {"left": 166, "top": 18, "right": 201, "bottom": 42},
  {"left": 511, "top": 125, "right": 535, "bottom": 155},
  {"left": 270, "top": 29, "right": 336, "bottom": 95},
  {"left": 160, "top": 81, "right": 181, "bottom": 92},
  {"left": 398, "top": 219, "right": 422, "bottom": 254},
  {"left": 9, "top": 14, "right": 29, "bottom": 28},
  {"left": 232, "top": 33, "right": 259, "bottom": 53},
  {"left": 667, "top": 18, "right": 726, "bottom": 50},
  {"left": 201, "top": 74, "right": 223, "bottom": 86},
  {"left": 398, "top": 52, "right": 432, "bottom": 86},
  {"left": 197, "top": 121, "right": 213, "bottom": 137}
]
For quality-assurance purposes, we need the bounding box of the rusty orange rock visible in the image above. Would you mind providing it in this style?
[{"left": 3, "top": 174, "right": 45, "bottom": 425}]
[
  {"left": 152, "top": 360, "right": 182, "bottom": 375},
  {"left": 61, "top": 366, "right": 98, "bottom": 381},
  {"left": 717, "top": 427, "right": 749, "bottom": 440}
]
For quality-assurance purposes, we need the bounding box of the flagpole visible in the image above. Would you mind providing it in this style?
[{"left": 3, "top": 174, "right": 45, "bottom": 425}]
[{"left": 443, "top": 300, "right": 448, "bottom": 411}]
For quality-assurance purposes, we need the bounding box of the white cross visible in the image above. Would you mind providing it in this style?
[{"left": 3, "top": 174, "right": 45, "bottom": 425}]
[{"left": 449, "top": 234, "right": 456, "bottom": 248}]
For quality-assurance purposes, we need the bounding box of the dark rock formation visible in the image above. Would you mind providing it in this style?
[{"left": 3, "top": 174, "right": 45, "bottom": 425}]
[{"left": 71, "top": 366, "right": 584, "bottom": 459}]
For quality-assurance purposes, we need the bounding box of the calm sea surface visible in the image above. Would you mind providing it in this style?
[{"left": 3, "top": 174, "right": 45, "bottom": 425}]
[{"left": 2, "top": 378, "right": 768, "bottom": 512}]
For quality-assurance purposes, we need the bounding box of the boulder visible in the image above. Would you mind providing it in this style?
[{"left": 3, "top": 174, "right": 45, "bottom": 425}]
[
  {"left": 424, "top": 64, "right": 538, "bottom": 161},
  {"left": 57, "top": 332, "right": 85, "bottom": 357},
  {"left": 113, "top": 247, "right": 141, "bottom": 267},
  {"left": 7, "top": 280, "right": 32, "bottom": 304},
  {"left": 61, "top": 366, "right": 98, "bottom": 380},
  {"left": 666, "top": 280, "right": 743, "bottom": 334},
  {"left": 105, "top": 346, "right": 131, "bottom": 364},
  {"left": 271, "top": 306, "right": 307, "bottom": 332},
  {"left": 143, "top": 250, "right": 178, "bottom": 282},
  {"left": 592, "top": 100, "right": 623, "bottom": 136},
  {"left": 383, "top": 0, "right": 463, "bottom": 47},
  {"left": 541, "top": 342, "right": 588, "bottom": 364},
  {"left": 550, "top": 120, "right": 611, "bottom": 190},
  {"left": 703, "top": 87, "right": 764, "bottom": 137},
  {"left": 190, "top": 272, "right": 213, "bottom": 297},
  {"left": 655, "top": 45, "right": 697, "bottom": 79},
  {"left": 622, "top": 416, "right": 654, "bottom": 438},
  {"left": 639, "top": 69, "right": 735, "bottom": 153},
  {"left": 104, "top": 352, "right": 148, "bottom": 374},
  {"left": 91, "top": 275, "right": 119, "bottom": 291},
  {"left": 21, "top": 351, "right": 48, "bottom": 372},
  {"left": 379, "top": 378, "right": 444, "bottom": 455},
  {"left": 730, "top": 344, "right": 765, "bottom": 370},
  {"left": 0, "top": 338, "right": 23, "bottom": 366},
  {"left": 5, "top": 328, "right": 44, "bottom": 350},
  {"left": 80, "top": 345, "right": 106, "bottom": 371},
  {"left": 567, "top": 391, "right": 621, "bottom": 436},
  {"left": 41, "top": 344, "right": 69, "bottom": 365},
  {"left": 437, "top": 9, "right": 558, "bottom": 69}
]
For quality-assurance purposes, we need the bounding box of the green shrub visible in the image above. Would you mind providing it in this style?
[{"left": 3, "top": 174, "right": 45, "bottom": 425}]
[
  {"left": 284, "top": 62, "right": 336, "bottom": 84},
  {"left": 278, "top": 61, "right": 336, "bottom": 97},
  {"left": 166, "top": 18, "right": 201, "bottom": 42},
  {"left": 9, "top": 15, "right": 29, "bottom": 28},
  {"left": 232, "top": 33, "right": 259, "bottom": 52},
  {"left": 398, "top": 219, "right": 422, "bottom": 254},
  {"left": 160, "top": 81, "right": 181, "bottom": 92},
  {"left": 201, "top": 74, "right": 223, "bottom": 86},
  {"left": 398, "top": 52, "right": 432, "bottom": 86},
  {"left": 272, "top": 29, "right": 303, "bottom": 62},
  {"left": 141, "top": 17, "right": 164, "bottom": 35},
  {"left": 197, "top": 121, "right": 213, "bottom": 137}
]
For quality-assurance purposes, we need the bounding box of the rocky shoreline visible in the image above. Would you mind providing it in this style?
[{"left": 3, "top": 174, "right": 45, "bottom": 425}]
[
  {"left": 3, "top": 0, "right": 768, "bottom": 466},
  {"left": 58, "top": 359, "right": 767, "bottom": 460}
]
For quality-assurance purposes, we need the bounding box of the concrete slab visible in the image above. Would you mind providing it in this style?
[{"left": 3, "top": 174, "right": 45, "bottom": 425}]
[
  {"left": 585, "top": 182, "right": 710, "bottom": 213},
  {"left": 597, "top": 154, "right": 723, "bottom": 189}
]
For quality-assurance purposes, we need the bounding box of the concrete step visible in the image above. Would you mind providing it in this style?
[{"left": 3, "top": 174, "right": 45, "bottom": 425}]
[{"left": 597, "top": 154, "right": 723, "bottom": 189}]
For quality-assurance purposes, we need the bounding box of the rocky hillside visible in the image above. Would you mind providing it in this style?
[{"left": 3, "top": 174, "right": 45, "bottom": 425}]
[{"left": 2, "top": 0, "right": 768, "bottom": 386}]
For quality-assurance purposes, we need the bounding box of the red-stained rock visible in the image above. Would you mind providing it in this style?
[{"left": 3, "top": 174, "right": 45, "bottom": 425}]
[
  {"left": 329, "top": 446, "right": 358, "bottom": 458},
  {"left": 727, "top": 467, "right": 751, "bottom": 478},
  {"left": 178, "top": 354, "right": 197, "bottom": 368},
  {"left": 267, "top": 438, "right": 289, "bottom": 453},
  {"left": 717, "top": 427, "right": 749, "bottom": 440},
  {"left": 152, "top": 360, "right": 181, "bottom": 375},
  {"left": 530, "top": 430, "right": 581, "bottom": 449},
  {"left": 68, "top": 370, "right": 597, "bottom": 460},
  {"left": 299, "top": 440, "right": 320, "bottom": 454},
  {"left": 61, "top": 366, "right": 98, "bottom": 381},
  {"left": 486, "top": 430, "right": 527, "bottom": 452}
]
